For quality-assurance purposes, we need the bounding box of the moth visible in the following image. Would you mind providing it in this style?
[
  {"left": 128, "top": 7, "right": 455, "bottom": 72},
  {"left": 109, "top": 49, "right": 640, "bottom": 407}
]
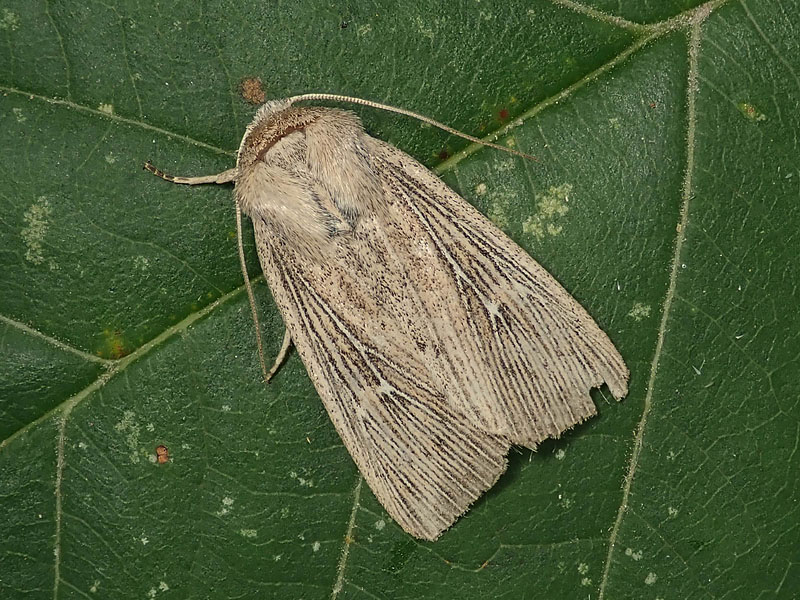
[{"left": 145, "top": 93, "right": 628, "bottom": 540}]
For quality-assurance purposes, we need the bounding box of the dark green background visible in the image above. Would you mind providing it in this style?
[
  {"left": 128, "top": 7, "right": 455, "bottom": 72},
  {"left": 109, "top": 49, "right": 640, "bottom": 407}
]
[{"left": 1, "top": 1, "right": 797, "bottom": 598}]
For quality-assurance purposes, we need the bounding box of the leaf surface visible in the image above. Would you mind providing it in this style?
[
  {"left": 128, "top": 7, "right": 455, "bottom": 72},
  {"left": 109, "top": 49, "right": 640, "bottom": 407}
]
[{"left": 1, "top": 1, "right": 798, "bottom": 598}]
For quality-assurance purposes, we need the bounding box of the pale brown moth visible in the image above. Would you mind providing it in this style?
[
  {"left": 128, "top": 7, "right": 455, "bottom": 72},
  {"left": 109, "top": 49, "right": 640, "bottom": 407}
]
[{"left": 145, "top": 93, "right": 629, "bottom": 540}]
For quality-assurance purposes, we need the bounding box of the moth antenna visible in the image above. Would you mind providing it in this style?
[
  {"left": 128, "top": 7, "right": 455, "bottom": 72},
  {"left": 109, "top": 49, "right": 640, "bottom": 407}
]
[
  {"left": 285, "top": 93, "right": 537, "bottom": 162},
  {"left": 235, "top": 200, "right": 270, "bottom": 382}
]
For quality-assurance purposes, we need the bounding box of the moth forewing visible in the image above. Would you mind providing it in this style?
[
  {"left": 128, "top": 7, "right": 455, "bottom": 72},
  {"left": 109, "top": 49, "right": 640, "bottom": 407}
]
[{"left": 146, "top": 96, "right": 628, "bottom": 541}]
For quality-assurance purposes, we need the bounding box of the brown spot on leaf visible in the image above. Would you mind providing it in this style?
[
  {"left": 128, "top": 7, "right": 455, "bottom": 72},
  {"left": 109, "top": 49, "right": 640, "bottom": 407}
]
[
  {"left": 241, "top": 77, "right": 265, "bottom": 105},
  {"left": 99, "top": 328, "right": 130, "bottom": 359}
]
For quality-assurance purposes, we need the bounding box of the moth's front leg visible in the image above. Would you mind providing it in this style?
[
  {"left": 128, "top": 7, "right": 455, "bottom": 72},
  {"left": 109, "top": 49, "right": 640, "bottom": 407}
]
[{"left": 143, "top": 162, "right": 237, "bottom": 185}]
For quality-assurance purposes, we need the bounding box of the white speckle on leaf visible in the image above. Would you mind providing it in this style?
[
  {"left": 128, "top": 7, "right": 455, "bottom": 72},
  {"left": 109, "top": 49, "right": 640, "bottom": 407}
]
[
  {"left": 625, "top": 548, "right": 643, "bottom": 561},
  {"left": 98, "top": 103, "right": 114, "bottom": 115},
  {"left": 273, "top": 554, "right": 282, "bottom": 562},
  {"left": 495, "top": 157, "right": 516, "bottom": 173},
  {"left": 375, "top": 519, "right": 386, "bottom": 531},
  {"left": 148, "top": 589, "right": 157, "bottom": 599},
  {"left": 104, "top": 152, "right": 117, "bottom": 164},
  {"left": 581, "top": 577, "right": 592, "bottom": 586},
  {"left": 239, "top": 529, "right": 257, "bottom": 538},
  {"left": 312, "top": 541, "right": 321, "bottom": 552},
  {"left": 140, "top": 534, "right": 149, "bottom": 545},
  {"left": 414, "top": 16, "right": 435, "bottom": 40},
  {"left": 475, "top": 182, "right": 487, "bottom": 196},
  {"left": 289, "top": 470, "right": 313, "bottom": 487},
  {"left": 628, "top": 302, "right": 651, "bottom": 321},
  {"left": 90, "top": 580, "right": 100, "bottom": 593},
  {"left": 217, "top": 496, "right": 234, "bottom": 516},
  {"left": 12, "top": 107, "right": 26, "bottom": 122},
  {"left": 555, "top": 448, "right": 566, "bottom": 460},
  {"left": 577, "top": 563, "right": 589, "bottom": 574},
  {"left": 357, "top": 24, "right": 372, "bottom": 36},
  {"left": 222, "top": 404, "right": 231, "bottom": 412},
  {"left": 146, "top": 423, "right": 155, "bottom": 432},
  {"left": 114, "top": 410, "right": 141, "bottom": 463},
  {"left": 132, "top": 255, "right": 150, "bottom": 272},
  {"left": 668, "top": 506, "right": 679, "bottom": 517},
  {"left": 645, "top": 572, "right": 657, "bottom": 585},
  {"left": 159, "top": 582, "right": 169, "bottom": 592},
  {"left": 78, "top": 441, "right": 88, "bottom": 450}
]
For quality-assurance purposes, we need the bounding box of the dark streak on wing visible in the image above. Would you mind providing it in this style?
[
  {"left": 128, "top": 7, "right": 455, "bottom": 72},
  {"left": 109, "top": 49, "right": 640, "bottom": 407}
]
[
  {"left": 262, "top": 238, "right": 509, "bottom": 539},
  {"left": 366, "top": 138, "right": 628, "bottom": 447}
]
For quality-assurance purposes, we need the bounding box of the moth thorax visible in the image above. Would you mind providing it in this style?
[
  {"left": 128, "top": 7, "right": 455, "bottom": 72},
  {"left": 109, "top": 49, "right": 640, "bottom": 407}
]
[{"left": 237, "top": 106, "right": 322, "bottom": 171}]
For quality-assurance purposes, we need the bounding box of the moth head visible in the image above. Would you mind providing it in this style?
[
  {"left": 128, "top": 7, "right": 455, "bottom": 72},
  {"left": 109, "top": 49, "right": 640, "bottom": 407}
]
[
  {"left": 236, "top": 99, "right": 316, "bottom": 171},
  {"left": 233, "top": 99, "right": 380, "bottom": 243}
]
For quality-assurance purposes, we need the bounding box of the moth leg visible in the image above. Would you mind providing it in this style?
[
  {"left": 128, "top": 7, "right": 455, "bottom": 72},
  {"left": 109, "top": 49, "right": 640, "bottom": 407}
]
[
  {"left": 266, "top": 328, "right": 293, "bottom": 382},
  {"left": 144, "top": 162, "right": 237, "bottom": 185}
]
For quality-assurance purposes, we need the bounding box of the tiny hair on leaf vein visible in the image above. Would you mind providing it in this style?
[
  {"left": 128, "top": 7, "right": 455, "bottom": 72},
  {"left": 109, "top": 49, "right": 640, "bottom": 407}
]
[{"left": 144, "top": 93, "right": 628, "bottom": 541}]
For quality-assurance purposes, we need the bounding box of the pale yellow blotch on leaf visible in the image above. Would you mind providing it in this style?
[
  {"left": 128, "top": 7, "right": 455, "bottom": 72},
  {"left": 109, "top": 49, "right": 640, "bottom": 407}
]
[
  {"left": 628, "top": 302, "right": 651, "bottom": 321},
  {"left": 0, "top": 9, "right": 19, "bottom": 30},
  {"left": 737, "top": 102, "right": 767, "bottom": 122},
  {"left": 523, "top": 183, "right": 572, "bottom": 240},
  {"left": 21, "top": 197, "right": 52, "bottom": 266},
  {"left": 488, "top": 203, "right": 510, "bottom": 229},
  {"left": 100, "top": 328, "right": 129, "bottom": 358}
]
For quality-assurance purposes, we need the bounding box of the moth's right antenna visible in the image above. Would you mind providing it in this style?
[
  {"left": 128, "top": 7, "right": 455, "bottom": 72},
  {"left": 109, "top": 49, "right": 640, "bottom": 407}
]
[{"left": 285, "top": 93, "right": 537, "bottom": 162}]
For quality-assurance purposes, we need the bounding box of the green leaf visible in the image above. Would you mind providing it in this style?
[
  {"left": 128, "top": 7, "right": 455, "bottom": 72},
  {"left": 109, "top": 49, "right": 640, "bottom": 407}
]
[{"left": 1, "top": 1, "right": 797, "bottom": 598}]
